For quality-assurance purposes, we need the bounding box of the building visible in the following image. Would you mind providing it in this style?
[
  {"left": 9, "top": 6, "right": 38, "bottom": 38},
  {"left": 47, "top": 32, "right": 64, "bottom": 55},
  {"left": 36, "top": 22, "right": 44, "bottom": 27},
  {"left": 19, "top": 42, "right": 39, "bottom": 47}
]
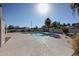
[
  {"left": 0, "top": 4, "right": 6, "bottom": 47},
  {"left": 69, "top": 29, "right": 79, "bottom": 34},
  {"left": 49, "top": 28, "right": 64, "bottom": 34},
  {"left": 72, "top": 23, "right": 79, "bottom": 29}
]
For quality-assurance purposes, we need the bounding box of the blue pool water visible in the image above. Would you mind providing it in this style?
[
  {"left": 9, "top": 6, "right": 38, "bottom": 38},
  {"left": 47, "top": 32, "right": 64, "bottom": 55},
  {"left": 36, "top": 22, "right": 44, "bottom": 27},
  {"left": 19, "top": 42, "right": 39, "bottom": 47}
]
[
  {"left": 25, "top": 32, "right": 50, "bottom": 36},
  {"left": 24, "top": 32, "right": 61, "bottom": 38}
]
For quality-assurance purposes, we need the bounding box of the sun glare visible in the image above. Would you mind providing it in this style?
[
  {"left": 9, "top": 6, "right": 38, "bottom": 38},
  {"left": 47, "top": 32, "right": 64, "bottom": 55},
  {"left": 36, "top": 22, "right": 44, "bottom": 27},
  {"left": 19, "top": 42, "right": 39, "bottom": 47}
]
[{"left": 37, "top": 4, "right": 50, "bottom": 15}]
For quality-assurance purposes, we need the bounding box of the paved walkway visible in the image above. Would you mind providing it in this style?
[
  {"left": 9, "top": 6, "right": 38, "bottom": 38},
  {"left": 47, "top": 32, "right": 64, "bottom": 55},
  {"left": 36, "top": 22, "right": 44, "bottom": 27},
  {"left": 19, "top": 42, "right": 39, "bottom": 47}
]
[{"left": 0, "top": 33, "right": 74, "bottom": 56}]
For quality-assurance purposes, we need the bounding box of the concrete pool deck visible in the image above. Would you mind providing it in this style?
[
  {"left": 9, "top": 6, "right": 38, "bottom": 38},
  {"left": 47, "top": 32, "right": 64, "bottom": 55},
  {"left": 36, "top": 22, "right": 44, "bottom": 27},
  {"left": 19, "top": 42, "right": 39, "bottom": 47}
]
[{"left": 0, "top": 33, "right": 74, "bottom": 56}]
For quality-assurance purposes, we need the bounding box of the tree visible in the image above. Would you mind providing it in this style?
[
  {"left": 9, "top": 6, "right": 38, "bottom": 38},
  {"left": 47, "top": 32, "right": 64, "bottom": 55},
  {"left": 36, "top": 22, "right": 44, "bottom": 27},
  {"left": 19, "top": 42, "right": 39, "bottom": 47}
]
[
  {"left": 33, "top": 25, "right": 38, "bottom": 31},
  {"left": 35, "top": 26, "right": 38, "bottom": 29},
  {"left": 41, "top": 25, "right": 47, "bottom": 32},
  {"left": 7, "top": 25, "right": 14, "bottom": 29},
  {"left": 51, "top": 21, "right": 61, "bottom": 29},
  {"left": 71, "top": 3, "right": 79, "bottom": 15},
  {"left": 15, "top": 26, "right": 20, "bottom": 29},
  {"left": 62, "top": 23, "right": 67, "bottom": 27},
  {"left": 0, "top": 4, "right": 2, "bottom": 7},
  {"left": 45, "top": 18, "right": 51, "bottom": 31},
  {"left": 52, "top": 21, "right": 57, "bottom": 28},
  {"left": 41, "top": 25, "right": 46, "bottom": 29},
  {"left": 55, "top": 22, "right": 61, "bottom": 28},
  {"left": 67, "top": 23, "right": 71, "bottom": 26}
]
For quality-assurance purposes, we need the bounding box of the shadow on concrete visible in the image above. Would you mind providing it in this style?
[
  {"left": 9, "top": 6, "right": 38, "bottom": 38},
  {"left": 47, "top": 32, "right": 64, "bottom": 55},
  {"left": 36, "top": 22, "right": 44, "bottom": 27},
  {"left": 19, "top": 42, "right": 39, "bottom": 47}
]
[{"left": 5, "top": 37, "right": 11, "bottom": 44}]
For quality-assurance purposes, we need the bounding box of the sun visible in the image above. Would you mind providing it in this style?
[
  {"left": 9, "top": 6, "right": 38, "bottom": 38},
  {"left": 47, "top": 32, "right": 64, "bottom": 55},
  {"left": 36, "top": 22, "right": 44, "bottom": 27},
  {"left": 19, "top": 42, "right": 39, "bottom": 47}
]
[{"left": 37, "top": 4, "right": 50, "bottom": 14}]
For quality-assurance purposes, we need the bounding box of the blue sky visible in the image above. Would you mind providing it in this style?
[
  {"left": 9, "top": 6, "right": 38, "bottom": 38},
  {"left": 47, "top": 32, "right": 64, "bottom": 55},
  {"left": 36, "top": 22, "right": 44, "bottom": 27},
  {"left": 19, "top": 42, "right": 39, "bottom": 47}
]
[{"left": 2, "top": 3, "right": 79, "bottom": 28}]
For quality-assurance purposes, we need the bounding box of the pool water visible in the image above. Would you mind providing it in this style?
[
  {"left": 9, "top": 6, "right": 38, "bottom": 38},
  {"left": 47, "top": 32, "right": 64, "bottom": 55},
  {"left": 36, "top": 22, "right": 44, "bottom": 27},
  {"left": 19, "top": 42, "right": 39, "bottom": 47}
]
[
  {"left": 25, "top": 32, "right": 50, "bottom": 36},
  {"left": 24, "top": 32, "right": 61, "bottom": 38}
]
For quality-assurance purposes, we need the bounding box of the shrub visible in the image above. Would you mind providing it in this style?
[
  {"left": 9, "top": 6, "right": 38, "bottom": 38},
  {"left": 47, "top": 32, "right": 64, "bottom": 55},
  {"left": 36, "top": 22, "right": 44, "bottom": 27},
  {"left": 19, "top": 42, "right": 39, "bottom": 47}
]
[
  {"left": 21, "top": 30, "right": 25, "bottom": 32},
  {"left": 62, "top": 27, "right": 69, "bottom": 34},
  {"left": 72, "top": 33, "right": 79, "bottom": 56}
]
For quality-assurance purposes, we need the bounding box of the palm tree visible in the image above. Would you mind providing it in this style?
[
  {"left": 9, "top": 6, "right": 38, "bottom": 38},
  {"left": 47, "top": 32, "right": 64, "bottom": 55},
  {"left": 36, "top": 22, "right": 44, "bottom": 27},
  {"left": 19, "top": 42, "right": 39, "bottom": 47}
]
[
  {"left": 71, "top": 3, "right": 79, "bottom": 15},
  {"left": 45, "top": 18, "right": 51, "bottom": 31}
]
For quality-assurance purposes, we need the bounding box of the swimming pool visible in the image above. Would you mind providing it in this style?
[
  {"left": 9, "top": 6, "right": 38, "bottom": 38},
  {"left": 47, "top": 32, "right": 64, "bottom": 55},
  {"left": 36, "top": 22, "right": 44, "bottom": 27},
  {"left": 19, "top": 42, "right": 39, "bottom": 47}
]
[
  {"left": 25, "top": 32, "right": 50, "bottom": 36},
  {"left": 24, "top": 32, "right": 61, "bottom": 38}
]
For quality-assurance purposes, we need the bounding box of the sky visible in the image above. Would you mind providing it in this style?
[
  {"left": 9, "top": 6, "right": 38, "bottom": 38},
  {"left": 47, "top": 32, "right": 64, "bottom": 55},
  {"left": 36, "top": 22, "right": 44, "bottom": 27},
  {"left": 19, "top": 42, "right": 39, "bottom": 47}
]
[{"left": 2, "top": 3, "right": 79, "bottom": 28}]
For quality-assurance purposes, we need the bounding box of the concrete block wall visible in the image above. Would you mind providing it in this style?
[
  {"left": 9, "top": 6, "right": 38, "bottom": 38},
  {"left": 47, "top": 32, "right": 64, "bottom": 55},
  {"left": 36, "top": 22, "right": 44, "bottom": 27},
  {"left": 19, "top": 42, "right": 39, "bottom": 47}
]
[{"left": 0, "top": 4, "right": 5, "bottom": 47}]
